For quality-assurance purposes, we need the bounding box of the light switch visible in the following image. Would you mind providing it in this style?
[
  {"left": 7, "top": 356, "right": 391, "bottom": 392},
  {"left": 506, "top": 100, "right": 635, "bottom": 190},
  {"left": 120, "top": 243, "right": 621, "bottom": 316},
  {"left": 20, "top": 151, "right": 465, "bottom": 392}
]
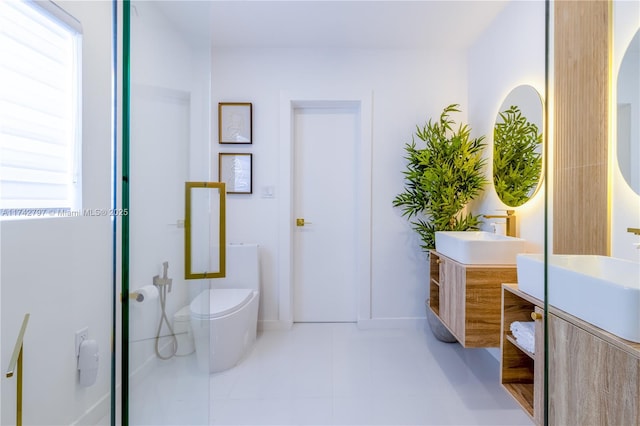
[{"left": 261, "top": 185, "right": 275, "bottom": 198}]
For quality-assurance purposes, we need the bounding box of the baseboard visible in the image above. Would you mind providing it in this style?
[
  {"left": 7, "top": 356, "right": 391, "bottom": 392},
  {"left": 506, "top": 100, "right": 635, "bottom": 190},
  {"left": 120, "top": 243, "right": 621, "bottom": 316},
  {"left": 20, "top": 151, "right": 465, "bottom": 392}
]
[
  {"left": 357, "top": 317, "right": 428, "bottom": 330},
  {"left": 258, "top": 319, "right": 293, "bottom": 331},
  {"left": 71, "top": 392, "right": 111, "bottom": 426},
  {"left": 259, "top": 318, "right": 427, "bottom": 330}
]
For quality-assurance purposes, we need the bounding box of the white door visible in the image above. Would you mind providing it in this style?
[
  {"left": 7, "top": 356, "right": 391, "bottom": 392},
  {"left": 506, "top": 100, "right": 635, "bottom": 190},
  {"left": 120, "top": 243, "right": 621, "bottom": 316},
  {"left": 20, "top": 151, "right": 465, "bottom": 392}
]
[{"left": 293, "top": 105, "right": 359, "bottom": 322}]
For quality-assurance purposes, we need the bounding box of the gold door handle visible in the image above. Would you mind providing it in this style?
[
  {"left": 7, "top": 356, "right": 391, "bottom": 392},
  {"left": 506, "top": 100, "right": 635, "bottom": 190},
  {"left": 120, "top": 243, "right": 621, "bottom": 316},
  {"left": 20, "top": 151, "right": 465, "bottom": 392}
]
[
  {"left": 531, "top": 312, "right": 543, "bottom": 321},
  {"left": 296, "top": 218, "right": 312, "bottom": 227}
]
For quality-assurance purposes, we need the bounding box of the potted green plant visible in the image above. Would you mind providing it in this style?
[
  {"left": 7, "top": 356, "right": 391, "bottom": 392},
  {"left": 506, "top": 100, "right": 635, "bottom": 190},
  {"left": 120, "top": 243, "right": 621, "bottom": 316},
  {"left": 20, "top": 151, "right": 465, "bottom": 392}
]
[
  {"left": 393, "top": 104, "right": 488, "bottom": 343},
  {"left": 393, "top": 104, "right": 488, "bottom": 252}
]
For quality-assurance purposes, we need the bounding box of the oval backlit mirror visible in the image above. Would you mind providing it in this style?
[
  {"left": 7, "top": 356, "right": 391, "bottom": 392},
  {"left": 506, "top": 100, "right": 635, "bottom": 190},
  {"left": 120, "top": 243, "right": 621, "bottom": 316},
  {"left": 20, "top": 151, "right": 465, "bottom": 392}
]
[
  {"left": 493, "top": 85, "right": 543, "bottom": 207},
  {"left": 617, "top": 28, "right": 640, "bottom": 195}
]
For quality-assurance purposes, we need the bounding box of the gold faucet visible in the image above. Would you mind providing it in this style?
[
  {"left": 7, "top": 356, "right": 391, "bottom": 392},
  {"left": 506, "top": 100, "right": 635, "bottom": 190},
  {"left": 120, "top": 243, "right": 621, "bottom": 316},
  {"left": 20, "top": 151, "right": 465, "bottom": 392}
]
[{"left": 483, "top": 209, "right": 517, "bottom": 237}]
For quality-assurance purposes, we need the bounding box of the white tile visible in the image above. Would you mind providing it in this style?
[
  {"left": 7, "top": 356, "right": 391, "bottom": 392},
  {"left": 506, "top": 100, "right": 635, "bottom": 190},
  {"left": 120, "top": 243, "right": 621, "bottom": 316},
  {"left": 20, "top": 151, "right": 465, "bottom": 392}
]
[
  {"left": 332, "top": 396, "right": 378, "bottom": 425},
  {"left": 210, "top": 368, "right": 241, "bottom": 399},
  {"left": 367, "top": 395, "right": 449, "bottom": 425},
  {"left": 289, "top": 398, "right": 333, "bottom": 425},
  {"left": 210, "top": 398, "right": 278, "bottom": 425},
  {"left": 128, "top": 323, "right": 533, "bottom": 426},
  {"left": 332, "top": 357, "right": 372, "bottom": 398}
]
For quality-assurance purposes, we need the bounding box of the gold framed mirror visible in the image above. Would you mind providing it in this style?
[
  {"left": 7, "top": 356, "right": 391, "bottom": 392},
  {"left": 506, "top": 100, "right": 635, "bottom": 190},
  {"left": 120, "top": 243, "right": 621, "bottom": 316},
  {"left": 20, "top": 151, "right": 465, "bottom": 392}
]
[{"left": 185, "top": 182, "right": 226, "bottom": 279}]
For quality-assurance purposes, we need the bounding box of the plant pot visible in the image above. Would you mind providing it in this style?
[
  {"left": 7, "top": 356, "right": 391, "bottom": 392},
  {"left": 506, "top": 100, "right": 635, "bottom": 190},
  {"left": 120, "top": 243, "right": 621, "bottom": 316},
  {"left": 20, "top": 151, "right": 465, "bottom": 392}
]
[{"left": 425, "top": 299, "right": 457, "bottom": 343}]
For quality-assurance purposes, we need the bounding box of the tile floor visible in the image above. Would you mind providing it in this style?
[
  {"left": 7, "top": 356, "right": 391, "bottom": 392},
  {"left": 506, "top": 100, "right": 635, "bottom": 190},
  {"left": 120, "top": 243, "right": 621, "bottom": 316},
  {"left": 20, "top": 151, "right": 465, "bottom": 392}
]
[{"left": 126, "top": 322, "right": 533, "bottom": 425}]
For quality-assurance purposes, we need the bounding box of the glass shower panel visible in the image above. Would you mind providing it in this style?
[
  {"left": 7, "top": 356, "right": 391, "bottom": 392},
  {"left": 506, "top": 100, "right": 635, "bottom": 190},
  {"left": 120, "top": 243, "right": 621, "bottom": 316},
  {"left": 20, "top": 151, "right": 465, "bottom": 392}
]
[
  {"left": 124, "top": 1, "right": 213, "bottom": 424},
  {"left": 545, "top": 1, "right": 640, "bottom": 424}
]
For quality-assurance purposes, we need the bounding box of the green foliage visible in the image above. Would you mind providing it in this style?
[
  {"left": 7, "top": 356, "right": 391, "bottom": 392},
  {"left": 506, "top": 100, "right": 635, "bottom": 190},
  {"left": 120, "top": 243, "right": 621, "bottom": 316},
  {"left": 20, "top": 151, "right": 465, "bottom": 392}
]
[
  {"left": 493, "top": 105, "right": 543, "bottom": 207},
  {"left": 393, "top": 104, "right": 488, "bottom": 251}
]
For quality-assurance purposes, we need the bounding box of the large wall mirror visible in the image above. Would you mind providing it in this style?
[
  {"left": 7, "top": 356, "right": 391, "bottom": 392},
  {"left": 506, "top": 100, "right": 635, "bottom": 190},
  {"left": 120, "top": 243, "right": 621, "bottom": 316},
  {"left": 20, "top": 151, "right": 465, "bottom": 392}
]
[
  {"left": 185, "top": 182, "right": 226, "bottom": 279},
  {"left": 493, "top": 84, "right": 544, "bottom": 207},
  {"left": 617, "top": 28, "right": 640, "bottom": 195}
]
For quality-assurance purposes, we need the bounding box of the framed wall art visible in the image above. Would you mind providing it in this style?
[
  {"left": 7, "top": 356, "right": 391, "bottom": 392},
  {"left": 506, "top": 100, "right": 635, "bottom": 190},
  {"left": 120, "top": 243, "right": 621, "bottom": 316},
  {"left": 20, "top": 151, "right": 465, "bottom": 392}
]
[
  {"left": 218, "top": 102, "right": 252, "bottom": 144},
  {"left": 218, "top": 153, "right": 253, "bottom": 194}
]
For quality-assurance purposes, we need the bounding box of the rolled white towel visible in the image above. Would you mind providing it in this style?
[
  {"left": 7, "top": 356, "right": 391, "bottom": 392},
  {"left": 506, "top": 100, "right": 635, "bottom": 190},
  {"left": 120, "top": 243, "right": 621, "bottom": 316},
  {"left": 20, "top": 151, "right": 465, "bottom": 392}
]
[
  {"left": 510, "top": 321, "right": 535, "bottom": 354},
  {"left": 510, "top": 321, "right": 534, "bottom": 336},
  {"left": 515, "top": 334, "right": 535, "bottom": 354}
]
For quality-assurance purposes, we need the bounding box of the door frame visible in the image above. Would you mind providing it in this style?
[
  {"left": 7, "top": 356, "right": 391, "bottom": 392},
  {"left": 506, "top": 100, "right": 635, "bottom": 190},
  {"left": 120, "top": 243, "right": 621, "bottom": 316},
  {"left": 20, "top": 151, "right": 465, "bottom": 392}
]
[{"left": 278, "top": 90, "right": 373, "bottom": 327}]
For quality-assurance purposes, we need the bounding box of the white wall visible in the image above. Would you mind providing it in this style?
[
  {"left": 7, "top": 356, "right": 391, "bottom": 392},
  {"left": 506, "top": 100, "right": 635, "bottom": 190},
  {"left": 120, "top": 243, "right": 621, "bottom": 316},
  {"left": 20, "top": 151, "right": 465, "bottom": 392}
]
[
  {"left": 212, "top": 47, "right": 467, "bottom": 324},
  {"left": 467, "top": 1, "right": 547, "bottom": 254},
  {"left": 1, "top": 1, "right": 113, "bottom": 424},
  {"left": 612, "top": 0, "right": 640, "bottom": 262}
]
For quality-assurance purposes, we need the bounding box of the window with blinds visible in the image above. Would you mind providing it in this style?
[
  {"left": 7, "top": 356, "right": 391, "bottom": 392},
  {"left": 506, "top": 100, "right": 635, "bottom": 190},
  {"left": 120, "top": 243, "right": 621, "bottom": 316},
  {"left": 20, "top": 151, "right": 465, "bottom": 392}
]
[{"left": 0, "top": 0, "right": 82, "bottom": 219}]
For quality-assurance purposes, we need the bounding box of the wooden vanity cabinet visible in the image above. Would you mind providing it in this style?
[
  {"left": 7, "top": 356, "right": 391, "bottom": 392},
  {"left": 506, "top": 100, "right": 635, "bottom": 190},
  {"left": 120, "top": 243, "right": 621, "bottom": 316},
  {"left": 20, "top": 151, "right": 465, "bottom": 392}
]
[
  {"left": 500, "top": 284, "right": 544, "bottom": 425},
  {"left": 428, "top": 251, "right": 517, "bottom": 348},
  {"left": 501, "top": 284, "right": 640, "bottom": 425},
  {"left": 548, "top": 310, "right": 640, "bottom": 425}
]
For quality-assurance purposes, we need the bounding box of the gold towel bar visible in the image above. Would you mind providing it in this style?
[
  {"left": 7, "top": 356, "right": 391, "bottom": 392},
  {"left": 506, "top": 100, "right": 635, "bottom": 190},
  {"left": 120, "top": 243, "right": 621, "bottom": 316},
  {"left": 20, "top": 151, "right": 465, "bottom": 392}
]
[
  {"left": 6, "top": 313, "right": 29, "bottom": 426},
  {"left": 6, "top": 313, "right": 30, "bottom": 378}
]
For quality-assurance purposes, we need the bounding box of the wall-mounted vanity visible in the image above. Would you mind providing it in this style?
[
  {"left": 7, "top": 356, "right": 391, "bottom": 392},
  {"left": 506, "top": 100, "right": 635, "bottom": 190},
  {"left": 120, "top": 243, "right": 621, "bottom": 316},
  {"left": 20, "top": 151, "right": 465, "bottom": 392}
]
[
  {"left": 428, "top": 249, "right": 517, "bottom": 348},
  {"left": 500, "top": 282, "right": 640, "bottom": 426}
]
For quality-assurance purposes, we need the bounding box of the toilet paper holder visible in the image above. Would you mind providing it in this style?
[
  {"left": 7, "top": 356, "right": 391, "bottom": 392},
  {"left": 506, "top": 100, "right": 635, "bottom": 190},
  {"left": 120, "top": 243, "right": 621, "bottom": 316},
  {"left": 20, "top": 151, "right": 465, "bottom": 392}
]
[
  {"left": 119, "top": 292, "right": 144, "bottom": 302},
  {"left": 120, "top": 285, "right": 158, "bottom": 303},
  {"left": 129, "top": 292, "right": 144, "bottom": 302}
]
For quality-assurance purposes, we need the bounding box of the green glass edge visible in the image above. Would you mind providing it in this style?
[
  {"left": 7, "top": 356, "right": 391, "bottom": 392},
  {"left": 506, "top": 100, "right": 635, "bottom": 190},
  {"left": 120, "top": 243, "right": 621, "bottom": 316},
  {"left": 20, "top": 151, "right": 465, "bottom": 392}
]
[{"left": 121, "top": 0, "right": 131, "bottom": 424}]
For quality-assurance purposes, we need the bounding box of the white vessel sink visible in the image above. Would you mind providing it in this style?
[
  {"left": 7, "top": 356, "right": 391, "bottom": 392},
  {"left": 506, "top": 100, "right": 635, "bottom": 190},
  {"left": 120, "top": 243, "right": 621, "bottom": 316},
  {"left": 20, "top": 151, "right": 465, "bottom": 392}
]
[
  {"left": 517, "top": 254, "right": 640, "bottom": 343},
  {"left": 435, "top": 231, "right": 526, "bottom": 265}
]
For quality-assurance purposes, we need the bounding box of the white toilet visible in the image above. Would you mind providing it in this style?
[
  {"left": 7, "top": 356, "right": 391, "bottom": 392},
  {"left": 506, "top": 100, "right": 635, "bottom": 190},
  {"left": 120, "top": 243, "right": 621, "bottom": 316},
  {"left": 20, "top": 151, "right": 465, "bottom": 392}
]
[{"left": 189, "top": 243, "right": 260, "bottom": 373}]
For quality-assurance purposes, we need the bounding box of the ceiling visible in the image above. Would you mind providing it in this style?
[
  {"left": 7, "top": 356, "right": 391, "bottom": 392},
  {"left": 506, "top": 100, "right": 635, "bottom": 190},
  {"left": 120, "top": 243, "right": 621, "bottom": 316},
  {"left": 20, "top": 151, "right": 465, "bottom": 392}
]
[{"left": 156, "top": 1, "right": 511, "bottom": 50}]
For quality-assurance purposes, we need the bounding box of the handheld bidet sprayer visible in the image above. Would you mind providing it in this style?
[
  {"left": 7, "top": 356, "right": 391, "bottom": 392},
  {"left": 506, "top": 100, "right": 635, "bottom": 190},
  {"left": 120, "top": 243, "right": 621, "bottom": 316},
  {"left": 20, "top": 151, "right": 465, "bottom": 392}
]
[
  {"left": 163, "top": 261, "right": 172, "bottom": 292},
  {"left": 153, "top": 261, "right": 173, "bottom": 292}
]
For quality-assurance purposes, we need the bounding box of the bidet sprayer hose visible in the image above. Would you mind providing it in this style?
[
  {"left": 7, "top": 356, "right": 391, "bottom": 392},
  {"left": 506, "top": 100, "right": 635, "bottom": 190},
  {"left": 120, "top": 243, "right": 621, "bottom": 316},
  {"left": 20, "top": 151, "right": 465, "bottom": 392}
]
[{"left": 155, "top": 276, "right": 178, "bottom": 360}]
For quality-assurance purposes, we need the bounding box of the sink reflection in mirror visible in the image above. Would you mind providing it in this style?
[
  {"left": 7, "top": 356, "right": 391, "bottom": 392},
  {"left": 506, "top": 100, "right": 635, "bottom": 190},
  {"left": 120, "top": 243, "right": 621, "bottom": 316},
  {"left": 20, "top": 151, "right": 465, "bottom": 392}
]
[
  {"left": 517, "top": 253, "right": 640, "bottom": 343},
  {"left": 435, "top": 231, "right": 525, "bottom": 265}
]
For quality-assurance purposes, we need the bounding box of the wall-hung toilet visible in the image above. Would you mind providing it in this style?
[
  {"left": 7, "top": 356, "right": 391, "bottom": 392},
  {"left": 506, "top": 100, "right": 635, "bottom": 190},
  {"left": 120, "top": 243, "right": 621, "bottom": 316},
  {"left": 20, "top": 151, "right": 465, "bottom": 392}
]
[{"left": 189, "top": 243, "right": 260, "bottom": 373}]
